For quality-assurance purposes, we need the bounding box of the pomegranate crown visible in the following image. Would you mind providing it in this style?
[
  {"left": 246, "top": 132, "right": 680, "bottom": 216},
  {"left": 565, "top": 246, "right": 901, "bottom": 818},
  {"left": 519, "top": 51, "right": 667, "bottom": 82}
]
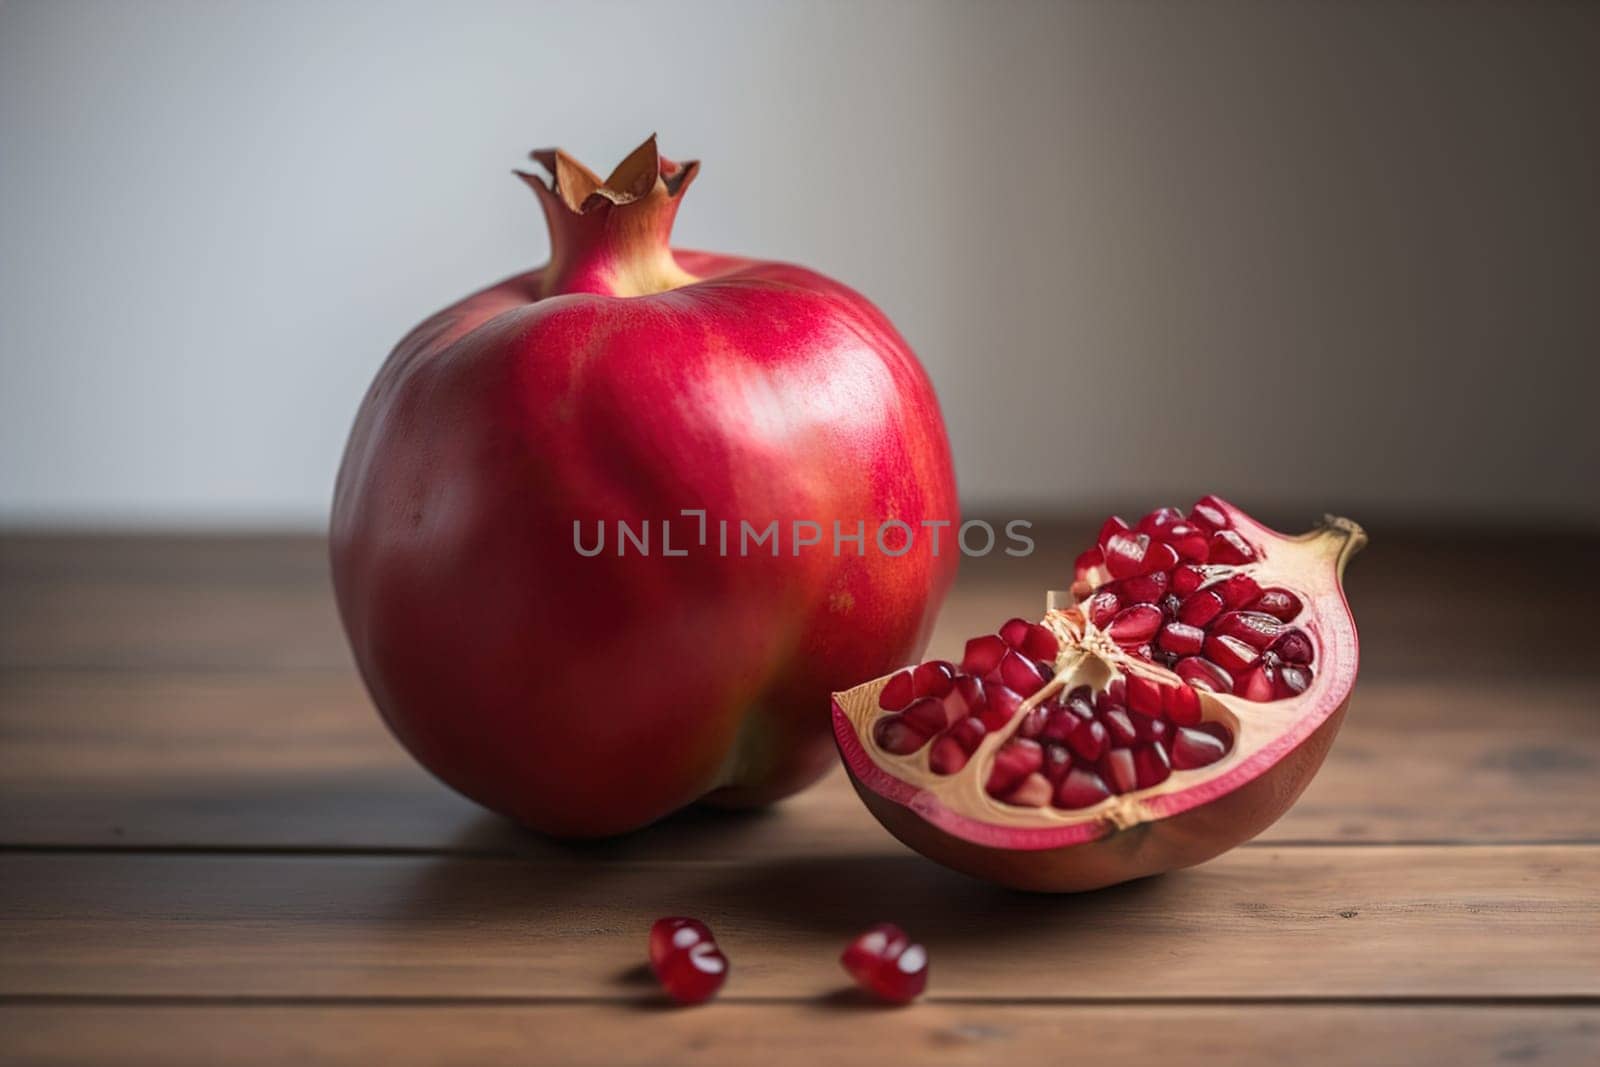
[
  {"left": 513, "top": 135, "right": 699, "bottom": 297},
  {"left": 515, "top": 134, "right": 699, "bottom": 215}
]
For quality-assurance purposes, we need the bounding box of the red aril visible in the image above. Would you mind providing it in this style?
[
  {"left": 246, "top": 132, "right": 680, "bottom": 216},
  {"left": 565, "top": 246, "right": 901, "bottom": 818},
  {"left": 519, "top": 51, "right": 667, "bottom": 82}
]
[
  {"left": 648, "top": 917, "right": 728, "bottom": 1005},
  {"left": 841, "top": 923, "right": 928, "bottom": 1003},
  {"left": 834, "top": 496, "right": 1365, "bottom": 891},
  {"left": 330, "top": 137, "right": 957, "bottom": 836}
]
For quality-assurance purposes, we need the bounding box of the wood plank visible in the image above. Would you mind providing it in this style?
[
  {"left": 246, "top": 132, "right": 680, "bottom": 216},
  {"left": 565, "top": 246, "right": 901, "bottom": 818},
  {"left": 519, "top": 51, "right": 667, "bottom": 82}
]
[
  {"left": 0, "top": 530, "right": 337, "bottom": 671},
  {"left": 1, "top": 847, "right": 1594, "bottom": 999},
  {"left": 2, "top": 672, "right": 1594, "bottom": 852},
  {"left": 5, "top": 528, "right": 1596, "bottom": 676},
  {"left": 2, "top": 1004, "right": 1597, "bottom": 1067}
]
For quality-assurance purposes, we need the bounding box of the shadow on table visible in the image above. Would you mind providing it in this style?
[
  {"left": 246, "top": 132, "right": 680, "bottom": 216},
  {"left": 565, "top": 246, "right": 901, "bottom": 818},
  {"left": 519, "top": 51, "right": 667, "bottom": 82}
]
[{"left": 409, "top": 809, "right": 1168, "bottom": 941}]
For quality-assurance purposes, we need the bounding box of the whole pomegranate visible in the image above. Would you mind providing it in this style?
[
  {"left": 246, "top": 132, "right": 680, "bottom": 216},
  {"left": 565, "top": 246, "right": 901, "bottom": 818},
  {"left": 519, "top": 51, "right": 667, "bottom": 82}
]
[
  {"left": 835, "top": 496, "right": 1365, "bottom": 891},
  {"left": 332, "top": 137, "right": 957, "bottom": 836}
]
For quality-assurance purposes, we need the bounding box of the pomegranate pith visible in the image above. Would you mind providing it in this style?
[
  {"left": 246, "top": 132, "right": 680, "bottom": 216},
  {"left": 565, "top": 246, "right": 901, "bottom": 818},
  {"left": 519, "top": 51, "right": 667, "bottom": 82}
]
[{"left": 834, "top": 496, "right": 1365, "bottom": 892}]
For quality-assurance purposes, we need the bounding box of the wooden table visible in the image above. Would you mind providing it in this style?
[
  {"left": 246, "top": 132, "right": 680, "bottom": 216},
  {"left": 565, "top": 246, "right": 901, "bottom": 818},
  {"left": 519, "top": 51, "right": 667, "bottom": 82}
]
[{"left": 2, "top": 525, "right": 1597, "bottom": 1065}]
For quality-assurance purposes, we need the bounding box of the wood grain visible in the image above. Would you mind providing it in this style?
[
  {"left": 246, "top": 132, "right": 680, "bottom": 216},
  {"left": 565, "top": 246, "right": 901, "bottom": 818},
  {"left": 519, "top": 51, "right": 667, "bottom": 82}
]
[
  {"left": 3, "top": 530, "right": 1598, "bottom": 1064},
  {"left": 2, "top": 847, "right": 1595, "bottom": 999},
  {"left": 5, "top": 526, "right": 1597, "bottom": 676},
  {"left": 2, "top": 672, "right": 1594, "bottom": 852},
  {"left": 3, "top": 1004, "right": 1597, "bottom": 1067}
]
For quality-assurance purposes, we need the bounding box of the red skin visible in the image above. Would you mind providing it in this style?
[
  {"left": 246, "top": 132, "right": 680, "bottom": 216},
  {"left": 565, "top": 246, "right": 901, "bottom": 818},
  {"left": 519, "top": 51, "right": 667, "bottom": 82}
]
[{"left": 331, "top": 141, "right": 958, "bottom": 837}]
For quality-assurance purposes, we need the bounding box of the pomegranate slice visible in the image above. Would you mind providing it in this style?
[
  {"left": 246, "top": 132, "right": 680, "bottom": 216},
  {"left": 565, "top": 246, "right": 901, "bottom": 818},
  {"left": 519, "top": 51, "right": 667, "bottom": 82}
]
[{"left": 833, "top": 496, "right": 1365, "bottom": 892}]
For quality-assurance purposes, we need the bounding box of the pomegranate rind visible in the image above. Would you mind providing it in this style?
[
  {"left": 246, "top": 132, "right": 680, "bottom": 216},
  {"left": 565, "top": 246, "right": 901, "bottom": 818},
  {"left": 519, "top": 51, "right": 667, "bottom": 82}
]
[
  {"left": 832, "top": 500, "right": 1364, "bottom": 890},
  {"left": 843, "top": 699, "right": 1349, "bottom": 892}
]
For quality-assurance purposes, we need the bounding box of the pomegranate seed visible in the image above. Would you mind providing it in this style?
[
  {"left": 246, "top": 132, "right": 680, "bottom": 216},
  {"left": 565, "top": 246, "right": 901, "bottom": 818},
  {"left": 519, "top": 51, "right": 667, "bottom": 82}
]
[
  {"left": 1042, "top": 743, "right": 1073, "bottom": 783},
  {"left": 649, "top": 918, "right": 727, "bottom": 1005},
  {"left": 985, "top": 739, "right": 1042, "bottom": 797},
  {"left": 1104, "top": 531, "right": 1151, "bottom": 580},
  {"left": 1017, "top": 706, "right": 1047, "bottom": 739},
  {"left": 905, "top": 696, "right": 957, "bottom": 737},
  {"left": 1137, "top": 506, "right": 1185, "bottom": 535},
  {"left": 1274, "top": 629, "right": 1314, "bottom": 665},
  {"left": 1134, "top": 743, "right": 1172, "bottom": 788},
  {"left": 1250, "top": 587, "right": 1303, "bottom": 621},
  {"left": 1041, "top": 704, "right": 1077, "bottom": 743},
  {"left": 1140, "top": 540, "right": 1180, "bottom": 576},
  {"left": 952, "top": 715, "right": 987, "bottom": 750},
  {"left": 998, "top": 650, "right": 1046, "bottom": 697},
  {"left": 1097, "top": 515, "right": 1130, "bottom": 548},
  {"left": 1117, "top": 570, "right": 1169, "bottom": 605},
  {"left": 938, "top": 688, "right": 968, "bottom": 724},
  {"left": 1103, "top": 707, "right": 1139, "bottom": 746},
  {"left": 1020, "top": 623, "right": 1060, "bottom": 662},
  {"left": 1085, "top": 590, "right": 1121, "bottom": 628},
  {"left": 878, "top": 669, "right": 914, "bottom": 711},
  {"left": 1054, "top": 767, "right": 1111, "bottom": 809},
  {"left": 927, "top": 736, "right": 966, "bottom": 774},
  {"left": 1174, "top": 656, "right": 1233, "bottom": 693},
  {"left": 841, "top": 923, "right": 927, "bottom": 1004},
  {"left": 874, "top": 715, "right": 928, "bottom": 754},
  {"left": 962, "top": 634, "right": 1006, "bottom": 675},
  {"left": 1066, "top": 719, "right": 1109, "bottom": 761},
  {"left": 1135, "top": 714, "right": 1170, "bottom": 743},
  {"left": 1074, "top": 546, "right": 1104, "bottom": 580},
  {"left": 912, "top": 660, "right": 955, "bottom": 699},
  {"left": 1178, "top": 589, "right": 1225, "bottom": 628},
  {"left": 1006, "top": 773, "right": 1052, "bottom": 807},
  {"left": 1102, "top": 677, "right": 1127, "bottom": 707},
  {"left": 1158, "top": 621, "right": 1205, "bottom": 656},
  {"left": 1107, "top": 604, "right": 1162, "bottom": 646},
  {"left": 1205, "top": 633, "right": 1260, "bottom": 674},
  {"left": 1159, "top": 522, "right": 1210, "bottom": 562},
  {"left": 649, "top": 917, "right": 711, "bottom": 972},
  {"left": 1234, "top": 663, "right": 1275, "bottom": 702},
  {"left": 1164, "top": 682, "right": 1203, "bottom": 726},
  {"left": 1212, "top": 611, "right": 1286, "bottom": 650},
  {"left": 1100, "top": 748, "right": 1138, "bottom": 794},
  {"left": 1126, "top": 674, "right": 1163, "bottom": 717},
  {"left": 1171, "top": 563, "right": 1208, "bottom": 595},
  {"left": 946, "top": 674, "right": 985, "bottom": 719},
  {"left": 1217, "top": 573, "right": 1263, "bottom": 610},
  {"left": 1171, "top": 726, "right": 1228, "bottom": 770},
  {"left": 999, "top": 617, "right": 1031, "bottom": 648},
  {"left": 1209, "top": 529, "right": 1256, "bottom": 564},
  {"left": 976, "top": 683, "right": 1022, "bottom": 732},
  {"left": 1276, "top": 664, "right": 1313, "bottom": 696},
  {"left": 1188, "top": 495, "right": 1230, "bottom": 533},
  {"left": 928, "top": 717, "right": 986, "bottom": 774},
  {"left": 1065, "top": 687, "right": 1096, "bottom": 721}
]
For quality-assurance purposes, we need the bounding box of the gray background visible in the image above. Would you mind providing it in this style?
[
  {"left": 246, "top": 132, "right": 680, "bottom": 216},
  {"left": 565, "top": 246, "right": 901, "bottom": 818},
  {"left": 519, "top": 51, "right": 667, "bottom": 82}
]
[{"left": 3, "top": 0, "right": 1596, "bottom": 527}]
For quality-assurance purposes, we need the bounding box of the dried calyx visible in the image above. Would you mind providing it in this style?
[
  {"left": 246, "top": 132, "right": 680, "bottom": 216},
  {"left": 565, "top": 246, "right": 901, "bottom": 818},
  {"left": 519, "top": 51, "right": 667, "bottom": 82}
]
[{"left": 515, "top": 134, "right": 700, "bottom": 297}]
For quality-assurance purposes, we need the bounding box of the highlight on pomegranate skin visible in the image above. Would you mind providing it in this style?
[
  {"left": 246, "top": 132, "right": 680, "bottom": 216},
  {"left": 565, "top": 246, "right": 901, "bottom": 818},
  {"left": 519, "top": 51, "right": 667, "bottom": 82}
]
[
  {"left": 648, "top": 917, "right": 729, "bottom": 1005},
  {"left": 834, "top": 495, "right": 1366, "bottom": 892},
  {"left": 840, "top": 923, "right": 928, "bottom": 1004}
]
